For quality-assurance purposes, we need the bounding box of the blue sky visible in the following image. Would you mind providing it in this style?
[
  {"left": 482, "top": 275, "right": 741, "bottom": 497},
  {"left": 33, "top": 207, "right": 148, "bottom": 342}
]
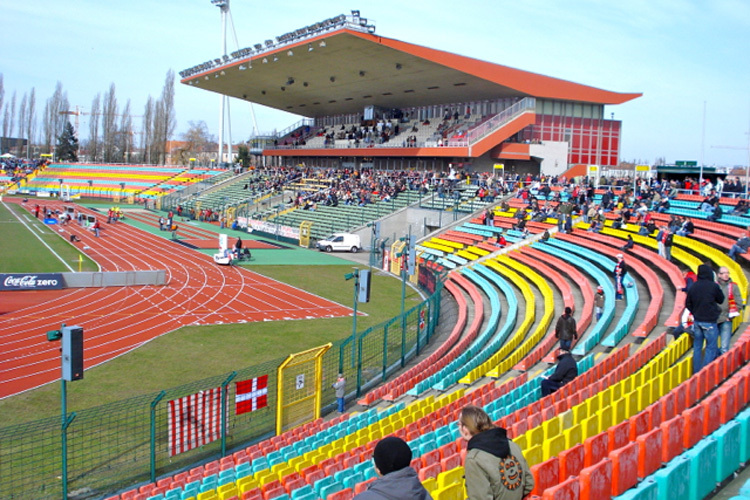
[{"left": 3, "top": 0, "right": 749, "bottom": 166}]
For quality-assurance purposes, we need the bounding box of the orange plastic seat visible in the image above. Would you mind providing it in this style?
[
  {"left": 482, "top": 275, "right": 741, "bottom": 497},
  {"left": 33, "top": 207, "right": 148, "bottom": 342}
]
[
  {"left": 541, "top": 476, "right": 579, "bottom": 500},
  {"left": 636, "top": 427, "right": 663, "bottom": 479},
  {"left": 530, "top": 457, "right": 559, "bottom": 497},
  {"left": 559, "top": 444, "right": 584, "bottom": 480},
  {"left": 583, "top": 432, "right": 609, "bottom": 468},
  {"left": 578, "top": 458, "right": 612, "bottom": 500},
  {"left": 609, "top": 442, "right": 638, "bottom": 496},
  {"left": 682, "top": 404, "right": 705, "bottom": 449}
]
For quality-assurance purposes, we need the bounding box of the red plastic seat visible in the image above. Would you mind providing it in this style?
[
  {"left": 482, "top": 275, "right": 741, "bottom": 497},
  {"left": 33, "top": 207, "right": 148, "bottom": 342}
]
[
  {"left": 530, "top": 457, "right": 559, "bottom": 497},
  {"left": 583, "top": 432, "right": 609, "bottom": 468},
  {"left": 559, "top": 444, "right": 584, "bottom": 480},
  {"left": 609, "top": 442, "right": 638, "bottom": 496},
  {"left": 541, "top": 476, "right": 579, "bottom": 500},
  {"left": 578, "top": 458, "right": 612, "bottom": 500},
  {"left": 636, "top": 427, "right": 663, "bottom": 479}
]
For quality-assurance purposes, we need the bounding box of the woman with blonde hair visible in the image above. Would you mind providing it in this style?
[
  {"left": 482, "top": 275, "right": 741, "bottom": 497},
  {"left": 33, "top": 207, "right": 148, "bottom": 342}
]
[{"left": 459, "top": 405, "right": 534, "bottom": 500}]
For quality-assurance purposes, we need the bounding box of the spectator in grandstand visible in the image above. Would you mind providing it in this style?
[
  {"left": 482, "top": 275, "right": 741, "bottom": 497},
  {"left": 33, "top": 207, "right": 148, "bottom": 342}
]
[
  {"left": 621, "top": 234, "right": 634, "bottom": 251},
  {"left": 663, "top": 228, "right": 674, "bottom": 261},
  {"left": 707, "top": 203, "right": 723, "bottom": 222},
  {"left": 595, "top": 286, "right": 605, "bottom": 320},
  {"left": 354, "top": 436, "right": 431, "bottom": 500},
  {"left": 459, "top": 405, "right": 533, "bottom": 500},
  {"left": 717, "top": 266, "right": 743, "bottom": 354},
  {"left": 675, "top": 216, "right": 694, "bottom": 236},
  {"left": 614, "top": 254, "right": 627, "bottom": 300},
  {"left": 681, "top": 268, "right": 697, "bottom": 293},
  {"left": 555, "top": 306, "right": 577, "bottom": 351},
  {"left": 332, "top": 373, "right": 346, "bottom": 413},
  {"left": 671, "top": 308, "right": 695, "bottom": 339},
  {"left": 731, "top": 199, "right": 749, "bottom": 215},
  {"left": 541, "top": 348, "right": 578, "bottom": 397},
  {"left": 686, "top": 264, "right": 724, "bottom": 373},
  {"left": 728, "top": 233, "right": 750, "bottom": 261}
]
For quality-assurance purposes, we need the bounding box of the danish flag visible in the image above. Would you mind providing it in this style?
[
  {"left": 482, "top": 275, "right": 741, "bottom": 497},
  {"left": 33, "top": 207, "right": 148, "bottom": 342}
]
[{"left": 235, "top": 375, "right": 268, "bottom": 415}]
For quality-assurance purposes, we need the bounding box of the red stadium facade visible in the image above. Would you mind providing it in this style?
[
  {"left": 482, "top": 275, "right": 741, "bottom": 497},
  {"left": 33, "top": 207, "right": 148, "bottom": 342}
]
[{"left": 180, "top": 13, "right": 640, "bottom": 176}]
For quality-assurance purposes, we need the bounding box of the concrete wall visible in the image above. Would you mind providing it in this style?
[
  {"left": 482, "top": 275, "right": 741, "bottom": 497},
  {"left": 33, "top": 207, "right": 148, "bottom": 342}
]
[
  {"left": 531, "top": 141, "right": 569, "bottom": 176},
  {"left": 353, "top": 206, "right": 477, "bottom": 251},
  {"left": 63, "top": 270, "right": 167, "bottom": 288}
]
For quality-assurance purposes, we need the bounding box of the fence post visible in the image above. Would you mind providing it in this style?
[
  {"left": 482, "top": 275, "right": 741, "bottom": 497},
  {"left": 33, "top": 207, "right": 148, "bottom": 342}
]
[
  {"left": 150, "top": 391, "right": 166, "bottom": 483},
  {"left": 221, "top": 372, "right": 237, "bottom": 457},
  {"left": 356, "top": 335, "right": 363, "bottom": 397},
  {"left": 382, "top": 323, "right": 389, "bottom": 382},
  {"left": 61, "top": 378, "right": 76, "bottom": 500}
]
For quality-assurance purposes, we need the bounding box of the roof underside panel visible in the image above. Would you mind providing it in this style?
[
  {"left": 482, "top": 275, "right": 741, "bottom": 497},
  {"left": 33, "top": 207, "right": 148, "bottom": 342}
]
[{"left": 182, "top": 29, "right": 640, "bottom": 118}]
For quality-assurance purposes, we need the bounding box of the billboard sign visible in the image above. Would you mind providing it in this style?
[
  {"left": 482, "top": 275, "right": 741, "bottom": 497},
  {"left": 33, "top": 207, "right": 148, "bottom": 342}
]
[{"left": 0, "top": 273, "right": 65, "bottom": 291}]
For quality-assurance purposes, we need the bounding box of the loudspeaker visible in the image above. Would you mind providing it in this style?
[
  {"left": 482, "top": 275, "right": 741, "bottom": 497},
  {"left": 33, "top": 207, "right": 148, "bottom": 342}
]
[
  {"left": 62, "top": 326, "right": 84, "bottom": 381},
  {"left": 358, "top": 269, "right": 371, "bottom": 303}
]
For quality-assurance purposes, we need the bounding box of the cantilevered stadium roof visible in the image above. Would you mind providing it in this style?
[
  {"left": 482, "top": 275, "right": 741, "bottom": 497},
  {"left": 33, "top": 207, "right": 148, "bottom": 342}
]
[{"left": 181, "top": 27, "right": 641, "bottom": 118}]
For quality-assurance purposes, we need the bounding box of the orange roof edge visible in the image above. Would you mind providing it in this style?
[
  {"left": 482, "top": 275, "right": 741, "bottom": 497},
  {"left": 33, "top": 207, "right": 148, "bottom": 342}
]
[{"left": 349, "top": 31, "right": 642, "bottom": 105}]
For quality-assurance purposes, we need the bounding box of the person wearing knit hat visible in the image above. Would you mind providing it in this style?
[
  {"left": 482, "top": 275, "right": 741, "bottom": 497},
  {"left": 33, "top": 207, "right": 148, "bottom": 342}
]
[
  {"left": 354, "top": 436, "right": 432, "bottom": 500},
  {"left": 595, "top": 285, "right": 605, "bottom": 321},
  {"left": 459, "top": 405, "right": 533, "bottom": 500}
]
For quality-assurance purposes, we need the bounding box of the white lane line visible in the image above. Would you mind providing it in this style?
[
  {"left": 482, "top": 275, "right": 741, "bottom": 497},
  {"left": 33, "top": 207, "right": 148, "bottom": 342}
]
[{"left": 3, "top": 202, "right": 75, "bottom": 272}]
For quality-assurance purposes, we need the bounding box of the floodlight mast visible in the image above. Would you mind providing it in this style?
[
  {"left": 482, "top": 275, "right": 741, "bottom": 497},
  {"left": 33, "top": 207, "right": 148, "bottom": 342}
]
[{"left": 212, "top": 0, "right": 230, "bottom": 167}]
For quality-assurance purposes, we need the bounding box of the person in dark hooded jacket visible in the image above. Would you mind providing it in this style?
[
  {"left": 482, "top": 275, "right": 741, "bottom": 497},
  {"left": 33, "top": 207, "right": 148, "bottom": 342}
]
[
  {"left": 354, "top": 436, "right": 432, "bottom": 500},
  {"left": 541, "top": 349, "right": 578, "bottom": 396},
  {"left": 686, "top": 264, "right": 724, "bottom": 373},
  {"left": 459, "top": 405, "right": 533, "bottom": 500}
]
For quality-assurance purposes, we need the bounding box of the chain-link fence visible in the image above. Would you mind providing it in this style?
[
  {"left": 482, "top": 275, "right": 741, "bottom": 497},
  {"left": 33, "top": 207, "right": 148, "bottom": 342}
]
[{"left": 0, "top": 278, "right": 443, "bottom": 500}]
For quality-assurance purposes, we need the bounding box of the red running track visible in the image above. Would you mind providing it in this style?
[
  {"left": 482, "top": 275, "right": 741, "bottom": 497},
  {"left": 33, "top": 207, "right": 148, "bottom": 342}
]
[{"left": 0, "top": 199, "right": 353, "bottom": 399}]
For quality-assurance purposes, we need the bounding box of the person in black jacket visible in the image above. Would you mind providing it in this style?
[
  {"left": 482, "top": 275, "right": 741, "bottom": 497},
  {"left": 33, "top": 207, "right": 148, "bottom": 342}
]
[
  {"left": 686, "top": 264, "right": 724, "bottom": 373},
  {"left": 555, "top": 307, "right": 577, "bottom": 351},
  {"left": 541, "top": 349, "right": 578, "bottom": 396},
  {"left": 354, "top": 436, "right": 432, "bottom": 500}
]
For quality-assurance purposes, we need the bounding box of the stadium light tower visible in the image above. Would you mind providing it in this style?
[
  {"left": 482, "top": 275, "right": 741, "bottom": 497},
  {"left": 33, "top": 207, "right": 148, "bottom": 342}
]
[{"left": 212, "top": 0, "right": 231, "bottom": 166}]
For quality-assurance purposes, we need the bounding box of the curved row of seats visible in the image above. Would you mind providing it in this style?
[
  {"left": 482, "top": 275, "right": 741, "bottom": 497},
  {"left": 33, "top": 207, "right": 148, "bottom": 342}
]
[
  {"left": 23, "top": 163, "right": 226, "bottom": 199},
  {"left": 110, "top": 193, "right": 750, "bottom": 500}
]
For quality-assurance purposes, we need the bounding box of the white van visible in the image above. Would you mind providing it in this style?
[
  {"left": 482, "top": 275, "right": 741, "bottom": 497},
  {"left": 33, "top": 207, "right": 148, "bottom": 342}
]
[{"left": 316, "top": 233, "right": 361, "bottom": 253}]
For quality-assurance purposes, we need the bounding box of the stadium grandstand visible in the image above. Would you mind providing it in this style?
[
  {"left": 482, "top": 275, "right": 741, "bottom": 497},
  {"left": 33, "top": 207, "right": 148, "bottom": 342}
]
[
  {"left": 180, "top": 11, "right": 640, "bottom": 176},
  {"left": 7, "top": 11, "right": 750, "bottom": 500}
]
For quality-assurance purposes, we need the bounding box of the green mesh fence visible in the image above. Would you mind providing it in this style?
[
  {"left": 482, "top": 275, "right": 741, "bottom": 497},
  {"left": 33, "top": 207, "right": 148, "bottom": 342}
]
[{"left": 0, "top": 281, "right": 442, "bottom": 500}]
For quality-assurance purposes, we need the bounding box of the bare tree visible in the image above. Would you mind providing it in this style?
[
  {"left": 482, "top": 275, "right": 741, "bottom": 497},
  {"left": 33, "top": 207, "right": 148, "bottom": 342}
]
[
  {"left": 0, "top": 74, "right": 4, "bottom": 119},
  {"left": 0, "top": 74, "right": 4, "bottom": 137},
  {"left": 42, "top": 82, "right": 68, "bottom": 153},
  {"left": 177, "top": 120, "right": 213, "bottom": 164},
  {"left": 153, "top": 99, "right": 166, "bottom": 164},
  {"left": 152, "top": 70, "right": 176, "bottom": 164},
  {"left": 101, "top": 83, "right": 118, "bottom": 162},
  {"left": 26, "top": 88, "right": 36, "bottom": 157},
  {"left": 2, "top": 104, "right": 9, "bottom": 141},
  {"left": 8, "top": 91, "right": 16, "bottom": 142},
  {"left": 88, "top": 93, "right": 101, "bottom": 162},
  {"left": 16, "top": 93, "right": 27, "bottom": 153},
  {"left": 118, "top": 99, "right": 134, "bottom": 163},
  {"left": 142, "top": 96, "right": 154, "bottom": 164}
]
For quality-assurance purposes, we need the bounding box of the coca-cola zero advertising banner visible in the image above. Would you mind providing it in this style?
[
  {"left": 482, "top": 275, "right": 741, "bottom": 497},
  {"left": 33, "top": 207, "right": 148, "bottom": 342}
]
[{"left": 1, "top": 274, "right": 65, "bottom": 291}]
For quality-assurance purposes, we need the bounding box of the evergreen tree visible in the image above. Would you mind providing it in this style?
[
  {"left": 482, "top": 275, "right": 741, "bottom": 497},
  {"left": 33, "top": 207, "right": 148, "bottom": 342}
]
[
  {"left": 236, "top": 144, "right": 251, "bottom": 168},
  {"left": 56, "top": 121, "right": 78, "bottom": 161}
]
